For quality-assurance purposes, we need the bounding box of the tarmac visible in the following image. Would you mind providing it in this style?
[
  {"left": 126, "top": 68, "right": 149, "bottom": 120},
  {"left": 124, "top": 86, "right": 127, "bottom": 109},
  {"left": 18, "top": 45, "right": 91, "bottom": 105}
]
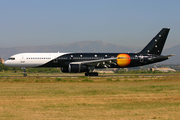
[{"left": 0, "top": 74, "right": 177, "bottom": 78}]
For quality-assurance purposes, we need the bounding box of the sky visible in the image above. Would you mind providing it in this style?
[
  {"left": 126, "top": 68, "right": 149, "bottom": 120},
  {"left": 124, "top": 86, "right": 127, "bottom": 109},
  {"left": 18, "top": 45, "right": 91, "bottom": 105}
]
[{"left": 0, "top": 0, "right": 180, "bottom": 48}]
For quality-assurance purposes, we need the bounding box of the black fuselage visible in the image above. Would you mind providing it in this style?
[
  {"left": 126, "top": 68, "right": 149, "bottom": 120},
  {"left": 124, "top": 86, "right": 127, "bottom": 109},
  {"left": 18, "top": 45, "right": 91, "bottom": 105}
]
[{"left": 39, "top": 53, "right": 168, "bottom": 68}]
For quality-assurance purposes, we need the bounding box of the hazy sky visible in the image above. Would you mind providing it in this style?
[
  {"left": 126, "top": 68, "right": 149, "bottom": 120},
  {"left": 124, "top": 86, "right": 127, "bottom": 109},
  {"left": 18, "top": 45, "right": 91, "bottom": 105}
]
[{"left": 1, "top": 0, "right": 180, "bottom": 48}]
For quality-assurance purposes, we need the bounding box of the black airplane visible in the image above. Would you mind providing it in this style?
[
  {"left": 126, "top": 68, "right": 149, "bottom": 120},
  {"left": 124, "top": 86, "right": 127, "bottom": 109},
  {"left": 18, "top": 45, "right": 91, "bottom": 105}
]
[{"left": 4, "top": 28, "right": 174, "bottom": 76}]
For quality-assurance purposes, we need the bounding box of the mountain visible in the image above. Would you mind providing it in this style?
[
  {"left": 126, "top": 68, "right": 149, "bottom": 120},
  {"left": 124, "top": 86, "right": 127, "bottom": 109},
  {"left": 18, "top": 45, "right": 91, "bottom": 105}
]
[
  {"left": 0, "top": 40, "right": 178, "bottom": 64},
  {"left": 0, "top": 40, "right": 140, "bottom": 60},
  {"left": 162, "top": 44, "right": 180, "bottom": 64}
]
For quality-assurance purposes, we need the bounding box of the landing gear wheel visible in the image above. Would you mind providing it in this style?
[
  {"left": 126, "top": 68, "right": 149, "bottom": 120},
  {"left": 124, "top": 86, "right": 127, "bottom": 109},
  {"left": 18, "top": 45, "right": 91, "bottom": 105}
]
[
  {"left": 84, "top": 72, "right": 98, "bottom": 76},
  {"left": 94, "top": 72, "right": 98, "bottom": 76},
  {"left": 85, "top": 73, "right": 89, "bottom": 76},
  {"left": 24, "top": 73, "right": 27, "bottom": 77},
  {"left": 21, "top": 67, "right": 27, "bottom": 77}
]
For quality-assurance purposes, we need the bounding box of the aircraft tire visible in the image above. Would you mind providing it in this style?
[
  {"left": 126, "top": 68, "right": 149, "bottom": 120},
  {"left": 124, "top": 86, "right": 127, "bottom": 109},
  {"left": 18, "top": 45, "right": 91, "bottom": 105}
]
[
  {"left": 24, "top": 73, "right": 27, "bottom": 77},
  {"left": 95, "top": 72, "right": 98, "bottom": 76},
  {"left": 85, "top": 73, "right": 89, "bottom": 76},
  {"left": 85, "top": 72, "right": 98, "bottom": 76}
]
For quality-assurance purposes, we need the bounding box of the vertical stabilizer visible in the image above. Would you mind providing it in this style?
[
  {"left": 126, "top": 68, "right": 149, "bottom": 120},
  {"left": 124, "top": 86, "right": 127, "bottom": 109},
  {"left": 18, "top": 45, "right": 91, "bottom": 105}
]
[{"left": 139, "top": 28, "right": 170, "bottom": 55}]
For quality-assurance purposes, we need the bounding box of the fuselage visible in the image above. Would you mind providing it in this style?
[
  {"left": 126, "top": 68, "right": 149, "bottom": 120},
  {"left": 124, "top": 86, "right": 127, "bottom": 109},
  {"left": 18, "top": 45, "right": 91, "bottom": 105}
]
[
  {"left": 4, "top": 52, "right": 168, "bottom": 68},
  {"left": 3, "top": 28, "right": 172, "bottom": 76}
]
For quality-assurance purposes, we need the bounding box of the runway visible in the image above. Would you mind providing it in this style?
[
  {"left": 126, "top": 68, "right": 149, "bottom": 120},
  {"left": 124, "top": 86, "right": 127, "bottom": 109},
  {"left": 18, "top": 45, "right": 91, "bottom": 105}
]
[{"left": 0, "top": 73, "right": 178, "bottom": 78}]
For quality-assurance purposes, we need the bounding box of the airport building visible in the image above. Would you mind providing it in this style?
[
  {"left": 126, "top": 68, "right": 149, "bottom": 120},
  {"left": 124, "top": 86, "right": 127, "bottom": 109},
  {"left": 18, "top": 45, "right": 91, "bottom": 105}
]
[
  {"left": 150, "top": 67, "right": 176, "bottom": 72},
  {"left": 0, "top": 58, "right": 4, "bottom": 64}
]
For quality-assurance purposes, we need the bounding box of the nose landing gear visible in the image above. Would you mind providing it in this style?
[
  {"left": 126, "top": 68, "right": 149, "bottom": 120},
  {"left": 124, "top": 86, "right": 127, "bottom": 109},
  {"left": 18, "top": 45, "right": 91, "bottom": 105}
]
[{"left": 21, "top": 67, "right": 27, "bottom": 77}]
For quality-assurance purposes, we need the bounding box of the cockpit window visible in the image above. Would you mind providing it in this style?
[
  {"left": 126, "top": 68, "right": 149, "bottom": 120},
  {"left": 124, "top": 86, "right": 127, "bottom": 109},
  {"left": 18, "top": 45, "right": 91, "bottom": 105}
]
[{"left": 9, "top": 57, "right": 15, "bottom": 60}]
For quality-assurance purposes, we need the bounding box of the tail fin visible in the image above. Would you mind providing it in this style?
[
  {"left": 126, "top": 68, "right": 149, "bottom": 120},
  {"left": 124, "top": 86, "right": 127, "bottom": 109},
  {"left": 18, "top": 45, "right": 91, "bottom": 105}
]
[{"left": 139, "top": 28, "right": 170, "bottom": 55}]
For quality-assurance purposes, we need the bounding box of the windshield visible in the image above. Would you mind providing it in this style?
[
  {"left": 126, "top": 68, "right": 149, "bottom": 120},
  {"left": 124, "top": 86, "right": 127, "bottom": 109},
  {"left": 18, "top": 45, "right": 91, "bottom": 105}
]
[{"left": 9, "top": 57, "right": 15, "bottom": 60}]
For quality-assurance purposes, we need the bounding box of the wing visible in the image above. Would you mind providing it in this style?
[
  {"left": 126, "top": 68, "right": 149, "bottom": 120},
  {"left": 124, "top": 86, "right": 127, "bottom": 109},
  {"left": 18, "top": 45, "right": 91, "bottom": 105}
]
[{"left": 70, "top": 57, "right": 118, "bottom": 68}]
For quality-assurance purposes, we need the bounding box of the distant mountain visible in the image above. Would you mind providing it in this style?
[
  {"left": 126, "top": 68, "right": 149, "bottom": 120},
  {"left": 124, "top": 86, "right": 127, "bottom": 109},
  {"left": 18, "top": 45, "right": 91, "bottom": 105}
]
[
  {"left": 162, "top": 44, "right": 180, "bottom": 64},
  {"left": 0, "top": 40, "right": 178, "bottom": 64},
  {"left": 0, "top": 40, "right": 140, "bottom": 60}
]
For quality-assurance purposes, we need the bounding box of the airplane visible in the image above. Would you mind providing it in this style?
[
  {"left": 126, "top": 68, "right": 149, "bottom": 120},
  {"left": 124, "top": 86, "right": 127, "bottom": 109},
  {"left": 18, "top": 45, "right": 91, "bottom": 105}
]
[{"left": 4, "top": 28, "right": 174, "bottom": 77}]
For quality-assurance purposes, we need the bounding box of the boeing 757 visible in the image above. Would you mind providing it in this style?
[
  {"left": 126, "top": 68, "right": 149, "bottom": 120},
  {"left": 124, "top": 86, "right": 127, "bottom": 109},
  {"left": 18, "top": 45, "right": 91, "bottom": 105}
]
[{"left": 4, "top": 28, "right": 174, "bottom": 76}]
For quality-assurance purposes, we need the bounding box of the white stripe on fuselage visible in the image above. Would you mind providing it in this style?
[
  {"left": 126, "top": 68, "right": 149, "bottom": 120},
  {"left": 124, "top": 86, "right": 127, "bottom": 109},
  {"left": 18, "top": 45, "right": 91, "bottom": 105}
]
[{"left": 4, "top": 53, "right": 67, "bottom": 67}]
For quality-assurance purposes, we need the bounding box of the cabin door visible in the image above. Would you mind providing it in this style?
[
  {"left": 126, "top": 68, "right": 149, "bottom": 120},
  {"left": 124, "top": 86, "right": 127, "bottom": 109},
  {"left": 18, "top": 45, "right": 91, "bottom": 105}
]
[
  {"left": 21, "top": 56, "right": 25, "bottom": 63},
  {"left": 139, "top": 55, "right": 144, "bottom": 63}
]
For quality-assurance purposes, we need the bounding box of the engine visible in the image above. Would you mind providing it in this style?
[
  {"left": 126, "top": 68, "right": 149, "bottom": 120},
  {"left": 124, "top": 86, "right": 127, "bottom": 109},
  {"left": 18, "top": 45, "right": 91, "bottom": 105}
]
[{"left": 61, "top": 63, "right": 89, "bottom": 73}]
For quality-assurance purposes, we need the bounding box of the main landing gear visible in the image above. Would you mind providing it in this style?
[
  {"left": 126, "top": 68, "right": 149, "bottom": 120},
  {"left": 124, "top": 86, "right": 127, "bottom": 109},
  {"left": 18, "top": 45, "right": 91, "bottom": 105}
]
[
  {"left": 85, "top": 66, "right": 98, "bottom": 76},
  {"left": 85, "top": 72, "right": 98, "bottom": 76},
  {"left": 21, "top": 67, "right": 27, "bottom": 77}
]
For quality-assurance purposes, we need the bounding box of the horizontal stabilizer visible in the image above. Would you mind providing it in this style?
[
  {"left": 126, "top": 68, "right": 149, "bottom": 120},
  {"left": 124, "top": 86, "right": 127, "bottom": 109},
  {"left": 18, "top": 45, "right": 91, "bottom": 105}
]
[{"left": 149, "top": 54, "right": 175, "bottom": 61}]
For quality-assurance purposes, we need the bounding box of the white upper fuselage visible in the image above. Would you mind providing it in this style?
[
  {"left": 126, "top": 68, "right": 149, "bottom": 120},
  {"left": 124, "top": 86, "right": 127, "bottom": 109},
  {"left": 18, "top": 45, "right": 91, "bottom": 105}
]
[{"left": 4, "top": 53, "right": 67, "bottom": 67}]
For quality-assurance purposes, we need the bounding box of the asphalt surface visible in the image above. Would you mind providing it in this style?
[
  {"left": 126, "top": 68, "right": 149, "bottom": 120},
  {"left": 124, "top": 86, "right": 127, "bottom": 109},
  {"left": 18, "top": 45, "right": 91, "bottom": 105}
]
[{"left": 0, "top": 74, "right": 178, "bottom": 78}]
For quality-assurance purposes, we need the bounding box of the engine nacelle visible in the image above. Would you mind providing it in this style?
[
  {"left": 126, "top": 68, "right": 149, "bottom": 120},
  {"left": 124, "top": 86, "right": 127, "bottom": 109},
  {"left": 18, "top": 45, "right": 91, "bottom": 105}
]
[
  {"left": 61, "top": 63, "right": 89, "bottom": 73},
  {"left": 69, "top": 63, "right": 88, "bottom": 73}
]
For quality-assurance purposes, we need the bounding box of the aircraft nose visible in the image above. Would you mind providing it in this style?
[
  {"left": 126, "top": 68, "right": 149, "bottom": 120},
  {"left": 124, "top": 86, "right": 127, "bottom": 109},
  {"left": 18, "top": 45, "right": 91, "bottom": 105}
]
[{"left": 4, "top": 60, "right": 10, "bottom": 67}]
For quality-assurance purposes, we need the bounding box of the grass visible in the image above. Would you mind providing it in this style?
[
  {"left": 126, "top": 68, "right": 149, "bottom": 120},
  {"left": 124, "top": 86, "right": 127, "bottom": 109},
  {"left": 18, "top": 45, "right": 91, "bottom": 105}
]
[
  {"left": 106, "top": 78, "right": 112, "bottom": 81},
  {"left": 0, "top": 75, "right": 180, "bottom": 119},
  {"left": 81, "top": 79, "right": 93, "bottom": 82}
]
